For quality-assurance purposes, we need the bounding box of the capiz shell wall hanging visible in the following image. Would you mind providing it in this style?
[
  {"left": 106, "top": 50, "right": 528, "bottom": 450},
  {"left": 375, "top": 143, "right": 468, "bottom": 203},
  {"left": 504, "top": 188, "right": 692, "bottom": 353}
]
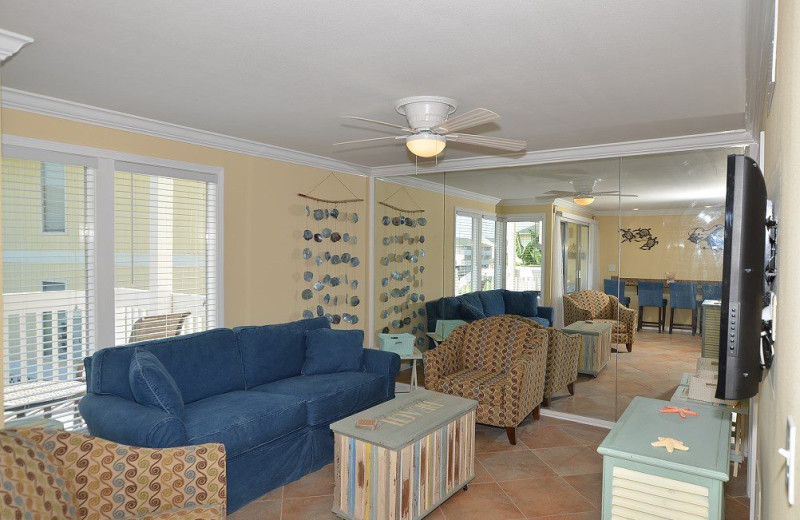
[{"left": 298, "top": 173, "right": 363, "bottom": 327}]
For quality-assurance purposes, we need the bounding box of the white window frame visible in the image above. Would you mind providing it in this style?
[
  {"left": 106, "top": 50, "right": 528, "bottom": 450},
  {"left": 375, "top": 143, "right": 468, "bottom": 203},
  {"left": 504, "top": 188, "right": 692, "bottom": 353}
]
[
  {"left": 2, "top": 136, "right": 225, "bottom": 350},
  {"left": 454, "top": 207, "right": 499, "bottom": 293},
  {"left": 497, "top": 213, "right": 547, "bottom": 295}
]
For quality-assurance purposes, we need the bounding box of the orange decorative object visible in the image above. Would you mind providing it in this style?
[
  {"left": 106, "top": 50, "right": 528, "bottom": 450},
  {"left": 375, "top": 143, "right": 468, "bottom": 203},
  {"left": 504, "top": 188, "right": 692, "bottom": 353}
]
[{"left": 659, "top": 405, "right": 699, "bottom": 419}]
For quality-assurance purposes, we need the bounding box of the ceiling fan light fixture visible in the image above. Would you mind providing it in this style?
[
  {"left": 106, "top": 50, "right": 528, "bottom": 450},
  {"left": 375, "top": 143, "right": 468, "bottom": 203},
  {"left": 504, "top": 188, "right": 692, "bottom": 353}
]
[
  {"left": 573, "top": 195, "right": 595, "bottom": 206},
  {"left": 406, "top": 133, "right": 446, "bottom": 158}
]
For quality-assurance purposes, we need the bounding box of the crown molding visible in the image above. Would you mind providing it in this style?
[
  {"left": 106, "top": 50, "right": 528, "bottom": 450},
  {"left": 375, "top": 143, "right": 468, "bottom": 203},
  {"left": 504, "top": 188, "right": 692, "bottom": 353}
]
[
  {"left": 379, "top": 175, "right": 501, "bottom": 206},
  {"left": 1, "top": 87, "right": 372, "bottom": 176},
  {"left": 0, "top": 30, "right": 33, "bottom": 61},
  {"left": 369, "top": 130, "right": 755, "bottom": 177},
  {"left": 594, "top": 207, "right": 721, "bottom": 217}
]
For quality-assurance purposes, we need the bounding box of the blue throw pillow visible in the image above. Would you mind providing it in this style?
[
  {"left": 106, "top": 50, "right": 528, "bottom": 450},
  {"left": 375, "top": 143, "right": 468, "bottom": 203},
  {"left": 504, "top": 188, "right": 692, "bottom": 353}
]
[
  {"left": 459, "top": 302, "right": 486, "bottom": 322},
  {"left": 503, "top": 290, "right": 539, "bottom": 317},
  {"left": 303, "top": 328, "right": 365, "bottom": 375},
  {"left": 129, "top": 348, "right": 184, "bottom": 416}
]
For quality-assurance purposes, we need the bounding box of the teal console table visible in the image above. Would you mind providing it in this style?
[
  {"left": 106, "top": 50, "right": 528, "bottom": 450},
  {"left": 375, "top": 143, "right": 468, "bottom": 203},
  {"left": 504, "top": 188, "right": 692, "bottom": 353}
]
[{"left": 598, "top": 396, "right": 731, "bottom": 519}]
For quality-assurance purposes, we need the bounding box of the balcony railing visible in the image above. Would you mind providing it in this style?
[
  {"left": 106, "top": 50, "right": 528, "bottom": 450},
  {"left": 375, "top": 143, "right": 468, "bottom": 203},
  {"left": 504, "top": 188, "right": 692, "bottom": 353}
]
[{"left": 3, "top": 288, "right": 208, "bottom": 429}]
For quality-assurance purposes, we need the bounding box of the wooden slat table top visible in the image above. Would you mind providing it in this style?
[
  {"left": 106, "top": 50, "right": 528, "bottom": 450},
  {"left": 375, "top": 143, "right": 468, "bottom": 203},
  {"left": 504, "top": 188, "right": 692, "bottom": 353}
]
[
  {"left": 563, "top": 320, "right": 613, "bottom": 336},
  {"left": 598, "top": 396, "right": 731, "bottom": 482},
  {"left": 330, "top": 389, "right": 477, "bottom": 450}
]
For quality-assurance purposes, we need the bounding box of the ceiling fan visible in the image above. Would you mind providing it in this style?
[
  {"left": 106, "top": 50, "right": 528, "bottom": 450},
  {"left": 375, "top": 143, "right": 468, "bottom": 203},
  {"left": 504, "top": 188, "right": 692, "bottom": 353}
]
[
  {"left": 537, "top": 179, "right": 638, "bottom": 206},
  {"left": 334, "top": 96, "right": 527, "bottom": 158}
]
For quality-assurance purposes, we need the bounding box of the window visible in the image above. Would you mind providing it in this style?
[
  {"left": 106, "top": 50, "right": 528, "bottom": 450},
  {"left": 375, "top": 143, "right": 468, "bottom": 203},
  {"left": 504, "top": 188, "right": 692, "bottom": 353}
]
[
  {"left": 41, "top": 162, "right": 67, "bottom": 232},
  {"left": 503, "top": 217, "right": 545, "bottom": 292},
  {"left": 454, "top": 210, "right": 499, "bottom": 294},
  {"left": 2, "top": 146, "right": 222, "bottom": 429}
]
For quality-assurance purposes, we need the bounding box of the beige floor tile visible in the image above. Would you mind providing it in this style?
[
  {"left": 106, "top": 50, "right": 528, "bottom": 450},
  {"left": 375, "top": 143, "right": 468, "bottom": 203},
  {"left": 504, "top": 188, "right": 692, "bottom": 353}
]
[
  {"left": 563, "top": 473, "right": 603, "bottom": 508},
  {"left": 282, "top": 495, "right": 338, "bottom": 520},
  {"left": 284, "top": 463, "right": 336, "bottom": 498},
  {"left": 474, "top": 424, "right": 527, "bottom": 453},
  {"left": 258, "top": 486, "right": 284, "bottom": 501},
  {"left": 557, "top": 424, "right": 611, "bottom": 446},
  {"left": 422, "top": 507, "right": 446, "bottom": 519},
  {"left": 477, "top": 450, "right": 557, "bottom": 482},
  {"left": 519, "top": 425, "right": 583, "bottom": 449},
  {"left": 472, "top": 458, "right": 495, "bottom": 484},
  {"left": 535, "top": 512, "right": 600, "bottom": 519},
  {"left": 228, "top": 499, "right": 282, "bottom": 520},
  {"left": 533, "top": 446, "right": 603, "bottom": 477},
  {"left": 724, "top": 496, "right": 750, "bottom": 520},
  {"left": 439, "top": 482, "right": 524, "bottom": 520},
  {"left": 499, "top": 477, "right": 595, "bottom": 518}
]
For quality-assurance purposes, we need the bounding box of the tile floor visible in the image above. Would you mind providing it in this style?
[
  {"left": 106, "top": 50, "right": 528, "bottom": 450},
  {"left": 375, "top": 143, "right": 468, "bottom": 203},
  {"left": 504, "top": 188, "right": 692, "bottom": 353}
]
[{"left": 229, "top": 415, "right": 749, "bottom": 519}]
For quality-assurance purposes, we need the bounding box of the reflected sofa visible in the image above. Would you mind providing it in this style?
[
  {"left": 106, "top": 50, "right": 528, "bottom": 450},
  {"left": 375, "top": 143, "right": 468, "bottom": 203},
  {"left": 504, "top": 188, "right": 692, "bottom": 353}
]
[
  {"left": 426, "top": 289, "right": 554, "bottom": 340},
  {"left": 563, "top": 290, "right": 638, "bottom": 351},
  {"left": 0, "top": 427, "right": 226, "bottom": 519},
  {"left": 79, "top": 317, "right": 400, "bottom": 513}
]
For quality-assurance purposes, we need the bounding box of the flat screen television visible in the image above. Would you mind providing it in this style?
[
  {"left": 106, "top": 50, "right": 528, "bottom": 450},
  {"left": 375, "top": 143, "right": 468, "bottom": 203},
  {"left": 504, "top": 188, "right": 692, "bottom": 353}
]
[{"left": 716, "top": 154, "right": 768, "bottom": 400}]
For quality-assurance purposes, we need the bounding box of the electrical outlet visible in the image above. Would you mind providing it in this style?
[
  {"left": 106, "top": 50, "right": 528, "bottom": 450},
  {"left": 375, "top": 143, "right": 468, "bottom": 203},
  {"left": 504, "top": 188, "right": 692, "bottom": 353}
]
[
  {"left": 608, "top": 264, "right": 617, "bottom": 272},
  {"left": 778, "top": 415, "right": 795, "bottom": 505}
]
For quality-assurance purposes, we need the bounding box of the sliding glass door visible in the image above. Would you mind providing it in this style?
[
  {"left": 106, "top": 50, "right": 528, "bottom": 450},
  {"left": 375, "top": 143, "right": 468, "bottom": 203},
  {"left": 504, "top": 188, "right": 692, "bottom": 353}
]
[{"left": 562, "top": 221, "right": 590, "bottom": 293}]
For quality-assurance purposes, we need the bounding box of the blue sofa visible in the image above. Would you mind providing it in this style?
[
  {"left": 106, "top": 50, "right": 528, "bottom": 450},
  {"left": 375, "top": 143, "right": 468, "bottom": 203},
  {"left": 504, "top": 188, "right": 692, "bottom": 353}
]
[
  {"left": 79, "top": 317, "right": 400, "bottom": 513},
  {"left": 426, "top": 289, "right": 554, "bottom": 335}
]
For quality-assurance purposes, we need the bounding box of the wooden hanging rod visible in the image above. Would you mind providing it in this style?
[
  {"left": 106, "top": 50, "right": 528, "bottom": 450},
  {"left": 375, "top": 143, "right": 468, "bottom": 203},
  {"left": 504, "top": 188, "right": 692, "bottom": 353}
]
[
  {"left": 298, "top": 193, "right": 364, "bottom": 204},
  {"left": 378, "top": 201, "right": 425, "bottom": 213}
]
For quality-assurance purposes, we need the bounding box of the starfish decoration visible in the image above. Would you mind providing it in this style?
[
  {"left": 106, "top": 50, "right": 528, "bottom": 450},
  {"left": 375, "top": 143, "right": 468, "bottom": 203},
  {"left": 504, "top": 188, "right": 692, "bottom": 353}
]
[
  {"left": 651, "top": 437, "right": 689, "bottom": 453},
  {"left": 659, "top": 405, "right": 699, "bottom": 419}
]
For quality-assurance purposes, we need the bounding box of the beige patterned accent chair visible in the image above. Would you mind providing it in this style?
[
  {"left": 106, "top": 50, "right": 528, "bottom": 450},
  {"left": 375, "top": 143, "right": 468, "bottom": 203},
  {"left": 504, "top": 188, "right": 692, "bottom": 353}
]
[
  {"left": 0, "top": 428, "right": 227, "bottom": 520},
  {"left": 423, "top": 315, "right": 548, "bottom": 445},
  {"left": 563, "top": 290, "right": 638, "bottom": 351}
]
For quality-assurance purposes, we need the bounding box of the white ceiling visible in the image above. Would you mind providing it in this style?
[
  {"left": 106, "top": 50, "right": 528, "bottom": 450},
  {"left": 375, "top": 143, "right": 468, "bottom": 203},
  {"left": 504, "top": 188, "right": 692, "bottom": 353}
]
[
  {"left": 0, "top": 1, "right": 746, "bottom": 168},
  {"left": 412, "top": 147, "right": 741, "bottom": 211}
]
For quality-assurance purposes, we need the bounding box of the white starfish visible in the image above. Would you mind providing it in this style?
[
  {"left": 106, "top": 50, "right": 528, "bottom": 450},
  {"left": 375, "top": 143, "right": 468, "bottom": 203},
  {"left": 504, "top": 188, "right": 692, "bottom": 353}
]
[{"left": 651, "top": 437, "right": 689, "bottom": 453}]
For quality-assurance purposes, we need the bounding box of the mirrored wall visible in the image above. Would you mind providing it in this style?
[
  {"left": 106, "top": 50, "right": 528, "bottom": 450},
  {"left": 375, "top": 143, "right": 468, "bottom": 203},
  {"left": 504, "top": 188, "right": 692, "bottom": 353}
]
[{"left": 372, "top": 145, "right": 741, "bottom": 424}]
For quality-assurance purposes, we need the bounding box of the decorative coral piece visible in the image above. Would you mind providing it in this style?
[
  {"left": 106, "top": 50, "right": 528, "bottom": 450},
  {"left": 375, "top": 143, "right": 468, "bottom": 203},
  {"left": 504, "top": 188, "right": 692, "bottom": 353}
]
[
  {"left": 651, "top": 437, "right": 690, "bottom": 453},
  {"left": 659, "top": 405, "right": 699, "bottom": 419}
]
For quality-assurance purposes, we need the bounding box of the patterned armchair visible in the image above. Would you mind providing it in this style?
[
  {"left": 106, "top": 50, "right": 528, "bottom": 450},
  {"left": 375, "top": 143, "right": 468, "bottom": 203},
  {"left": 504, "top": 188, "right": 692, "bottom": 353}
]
[
  {"left": 423, "top": 315, "right": 548, "bottom": 445},
  {"left": 0, "top": 428, "right": 226, "bottom": 520},
  {"left": 563, "top": 290, "right": 638, "bottom": 352}
]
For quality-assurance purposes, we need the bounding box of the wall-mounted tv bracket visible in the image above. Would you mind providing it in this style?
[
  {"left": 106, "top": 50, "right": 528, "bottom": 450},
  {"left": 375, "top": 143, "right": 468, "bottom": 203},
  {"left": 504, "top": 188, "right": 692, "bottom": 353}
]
[{"left": 762, "top": 202, "right": 777, "bottom": 370}]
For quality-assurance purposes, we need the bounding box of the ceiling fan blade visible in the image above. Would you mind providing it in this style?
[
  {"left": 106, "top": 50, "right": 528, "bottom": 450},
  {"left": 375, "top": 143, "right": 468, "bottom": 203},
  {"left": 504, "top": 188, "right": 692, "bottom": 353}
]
[
  {"left": 591, "top": 193, "right": 638, "bottom": 198},
  {"left": 433, "top": 108, "right": 500, "bottom": 134},
  {"left": 542, "top": 190, "right": 576, "bottom": 196},
  {"left": 333, "top": 135, "right": 405, "bottom": 146},
  {"left": 446, "top": 133, "right": 527, "bottom": 152},
  {"left": 590, "top": 190, "right": 622, "bottom": 195},
  {"left": 342, "top": 116, "right": 412, "bottom": 132}
]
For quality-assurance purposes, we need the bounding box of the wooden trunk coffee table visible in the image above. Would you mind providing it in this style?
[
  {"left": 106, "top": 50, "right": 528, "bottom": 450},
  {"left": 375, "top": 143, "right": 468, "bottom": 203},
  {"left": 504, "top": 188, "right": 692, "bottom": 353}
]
[
  {"left": 563, "top": 320, "right": 613, "bottom": 376},
  {"left": 329, "top": 389, "right": 477, "bottom": 520}
]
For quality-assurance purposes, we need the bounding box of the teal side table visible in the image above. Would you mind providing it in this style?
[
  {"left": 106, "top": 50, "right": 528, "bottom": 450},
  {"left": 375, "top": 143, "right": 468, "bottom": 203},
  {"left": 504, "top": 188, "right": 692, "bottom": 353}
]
[{"left": 597, "top": 396, "right": 731, "bottom": 519}]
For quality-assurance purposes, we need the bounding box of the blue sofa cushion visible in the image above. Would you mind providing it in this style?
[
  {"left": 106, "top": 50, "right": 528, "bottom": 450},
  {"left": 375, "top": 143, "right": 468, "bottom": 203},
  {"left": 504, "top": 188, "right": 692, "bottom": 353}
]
[
  {"left": 503, "top": 290, "right": 539, "bottom": 317},
  {"left": 459, "top": 302, "right": 486, "bottom": 322},
  {"left": 529, "top": 316, "right": 550, "bottom": 328},
  {"left": 234, "top": 317, "right": 330, "bottom": 388},
  {"left": 183, "top": 391, "right": 307, "bottom": 459},
  {"left": 458, "top": 292, "right": 484, "bottom": 315},
  {"left": 440, "top": 297, "right": 462, "bottom": 320},
  {"left": 128, "top": 348, "right": 184, "bottom": 417},
  {"left": 478, "top": 290, "right": 506, "bottom": 316},
  {"left": 252, "top": 372, "right": 385, "bottom": 426},
  {"left": 88, "top": 328, "right": 245, "bottom": 404},
  {"left": 303, "top": 329, "right": 364, "bottom": 375}
]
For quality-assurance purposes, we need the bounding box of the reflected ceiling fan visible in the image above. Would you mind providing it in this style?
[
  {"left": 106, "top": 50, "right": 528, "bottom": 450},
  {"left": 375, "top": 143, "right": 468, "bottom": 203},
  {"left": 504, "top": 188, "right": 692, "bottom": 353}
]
[
  {"left": 537, "top": 179, "right": 638, "bottom": 206},
  {"left": 334, "top": 96, "right": 527, "bottom": 158}
]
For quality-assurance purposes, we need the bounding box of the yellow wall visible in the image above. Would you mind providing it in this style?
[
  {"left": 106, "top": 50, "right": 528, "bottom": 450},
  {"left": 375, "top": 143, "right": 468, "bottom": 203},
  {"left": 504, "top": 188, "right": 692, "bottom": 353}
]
[
  {"left": 598, "top": 213, "right": 724, "bottom": 282},
  {"left": 760, "top": 0, "right": 800, "bottom": 513},
  {"left": 1, "top": 108, "right": 370, "bottom": 331}
]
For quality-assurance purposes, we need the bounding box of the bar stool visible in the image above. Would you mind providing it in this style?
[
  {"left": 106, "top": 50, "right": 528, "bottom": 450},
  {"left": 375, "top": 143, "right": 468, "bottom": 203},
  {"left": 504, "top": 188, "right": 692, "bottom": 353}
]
[
  {"left": 637, "top": 281, "right": 667, "bottom": 332},
  {"left": 698, "top": 282, "right": 722, "bottom": 333},
  {"left": 604, "top": 278, "right": 631, "bottom": 307},
  {"left": 669, "top": 282, "right": 698, "bottom": 335}
]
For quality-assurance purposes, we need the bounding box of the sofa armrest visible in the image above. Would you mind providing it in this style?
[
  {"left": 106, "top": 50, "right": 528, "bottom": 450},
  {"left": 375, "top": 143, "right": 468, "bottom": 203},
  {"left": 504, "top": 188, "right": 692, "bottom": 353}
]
[
  {"left": 79, "top": 393, "right": 188, "bottom": 448},
  {"left": 537, "top": 306, "right": 555, "bottom": 326},
  {"left": 363, "top": 348, "right": 401, "bottom": 400},
  {"left": 16, "top": 428, "right": 226, "bottom": 519}
]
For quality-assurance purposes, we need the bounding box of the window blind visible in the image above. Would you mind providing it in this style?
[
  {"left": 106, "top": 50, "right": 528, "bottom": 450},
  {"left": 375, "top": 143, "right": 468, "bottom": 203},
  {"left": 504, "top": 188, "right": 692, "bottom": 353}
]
[
  {"left": 114, "top": 169, "right": 217, "bottom": 345},
  {"left": 454, "top": 214, "right": 474, "bottom": 295},
  {"left": 481, "top": 217, "right": 497, "bottom": 290},
  {"left": 2, "top": 156, "right": 95, "bottom": 429}
]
